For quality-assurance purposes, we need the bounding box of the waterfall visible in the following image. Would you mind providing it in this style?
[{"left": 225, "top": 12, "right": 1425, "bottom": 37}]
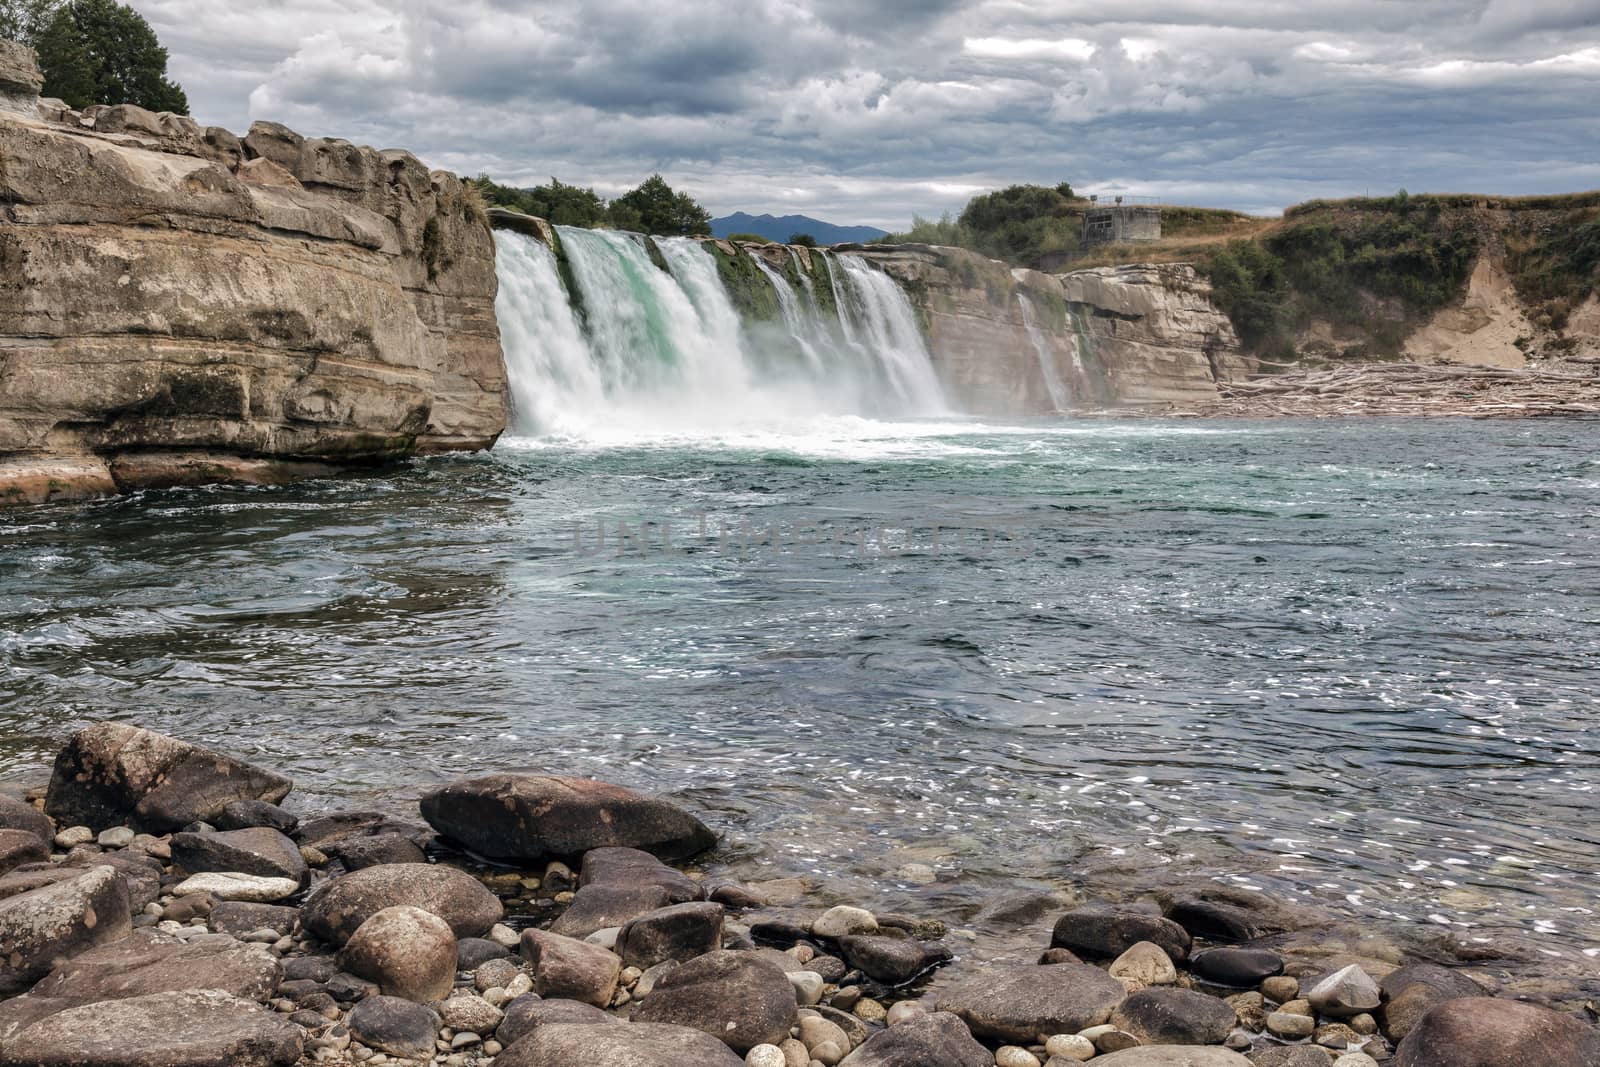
[
  {"left": 1018, "top": 294, "right": 1072, "bottom": 413},
  {"left": 491, "top": 229, "right": 946, "bottom": 436},
  {"left": 493, "top": 230, "right": 601, "bottom": 434}
]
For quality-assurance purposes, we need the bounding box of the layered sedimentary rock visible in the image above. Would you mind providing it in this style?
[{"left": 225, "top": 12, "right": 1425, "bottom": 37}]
[
  {"left": 847, "top": 243, "right": 1250, "bottom": 413},
  {"left": 0, "top": 42, "right": 507, "bottom": 504}
]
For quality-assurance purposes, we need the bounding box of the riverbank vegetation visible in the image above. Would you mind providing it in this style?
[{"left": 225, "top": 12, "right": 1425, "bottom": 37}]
[{"left": 472, "top": 173, "right": 712, "bottom": 237}]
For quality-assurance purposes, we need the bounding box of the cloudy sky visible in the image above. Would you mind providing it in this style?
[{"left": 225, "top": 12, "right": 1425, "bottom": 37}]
[{"left": 137, "top": 0, "right": 1600, "bottom": 228}]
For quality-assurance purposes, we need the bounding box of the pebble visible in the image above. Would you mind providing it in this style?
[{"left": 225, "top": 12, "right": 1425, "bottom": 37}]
[
  {"left": 55, "top": 826, "right": 94, "bottom": 848},
  {"left": 1280, "top": 998, "right": 1313, "bottom": 1017},
  {"left": 450, "top": 1032, "right": 481, "bottom": 1049},
  {"left": 505, "top": 972, "right": 534, "bottom": 998},
  {"left": 1308, "top": 965, "right": 1382, "bottom": 1017},
  {"left": 810, "top": 1040, "right": 844, "bottom": 1065},
  {"left": 996, "top": 1047, "right": 1042, "bottom": 1067},
  {"left": 746, "top": 1046, "right": 787, "bottom": 1067},
  {"left": 487, "top": 923, "right": 521, "bottom": 949},
  {"left": 813, "top": 906, "right": 878, "bottom": 939},
  {"left": 1268, "top": 1011, "right": 1316, "bottom": 1039},
  {"left": 886, "top": 1002, "right": 926, "bottom": 1026},
  {"left": 788, "top": 971, "right": 825, "bottom": 1006},
  {"left": 1333, "top": 1056, "right": 1380, "bottom": 1067},
  {"left": 779, "top": 1038, "right": 810, "bottom": 1067},
  {"left": 1348, "top": 1013, "right": 1377, "bottom": 1035},
  {"left": 1262, "top": 975, "right": 1300, "bottom": 1003},
  {"left": 1044, "top": 1034, "right": 1096, "bottom": 1061},
  {"left": 97, "top": 826, "right": 134, "bottom": 848},
  {"left": 1108, "top": 941, "right": 1177, "bottom": 986}
]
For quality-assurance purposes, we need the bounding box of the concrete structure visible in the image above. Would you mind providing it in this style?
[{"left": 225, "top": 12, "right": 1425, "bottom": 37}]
[{"left": 1082, "top": 203, "right": 1162, "bottom": 246}]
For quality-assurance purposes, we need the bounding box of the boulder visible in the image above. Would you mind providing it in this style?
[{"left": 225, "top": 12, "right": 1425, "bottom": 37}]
[
  {"left": 837, "top": 934, "right": 953, "bottom": 985},
  {"left": 293, "top": 812, "right": 431, "bottom": 852},
  {"left": 1052, "top": 906, "right": 1191, "bottom": 962},
  {"left": 1378, "top": 963, "right": 1486, "bottom": 1042},
  {"left": 299, "top": 862, "right": 502, "bottom": 944},
  {"left": 496, "top": 995, "right": 616, "bottom": 1045},
  {"left": 171, "top": 872, "right": 299, "bottom": 903},
  {"left": 1112, "top": 987, "right": 1237, "bottom": 1045},
  {"left": 550, "top": 882, "right": 675, "bottom": 939},
  {"left": 58, "top": 851, "right": 163, "bottom": 912},
  {"left": 1109, "top": 941, "right": 1179, "bottom": 986},
  {"left": 323, "top": 833, "right": 426, "bottom": 870},
  {"left": 344, "top": 995, "right": 440, "bottom": 1059},
  {"left": 1093, "top": 1049, "right": 1253, "bottom": 1066},
  {"left": 580, "top": 846, "right": 704, "bottom": 901},
  {"left": 0, "top": 829, "right": 48, "bottom": 875},
  {"left": 458, "top": 936, "right": 511, "bottom": 970},
  {"left": 935, "top": 963, "right": 1127, "bottom": 1043},
  {"left": 1307, "top": 965, "right": 1381, "bottom": 1018},
  {"left": 1191, "top": 947, "right": 1284, "bottom": 987},
  {"left": 1249, "top": 1049, "right": 1334, "bottom": 1067},
  {"left": 1393, "top": 997, "right": 1600, "bottom": 1067},
  {"left": 0, "top": 38, "right": 43, "bottom": 98},
  {"left": 617, "top": 902, "right": 725, "bottom": 969},
  {"left": 171, "top": 827, "right": 307, "bottom": 885},
  {"left": 215, "top": 800, "right": 298, "bottom": 834},
  {"left": 0, "top": 865, "right": 132, "bottom": 996},
  {"left": 209, "top": 902, "right": 299, "bottom": 936},
  {"left": 495, "top": 1021, "right": 745, "bottom": 1067},
  {"left": 0, "top": 989, "right": 303, "bottom": 1067},
  {"left": 0, "top": 796, "right": 52, "bottom": 844},
  {"left": 522, "top": 928, "right": 622, "bottom": 1006},
  {"left": 837, "top": 1011, "right": 991, "bottom": 1067},
  {"left": 419, "top": 774, "right": 716, "bottom": 863},
  {"left": 339, "top": 905, "right": 456, "bottom": 1002},
  {"left": 44, "top": 724, "right": 292, "bottom": 834},
  {"left": 631, "top": 949, "right": 799, "bottom": 1052}
]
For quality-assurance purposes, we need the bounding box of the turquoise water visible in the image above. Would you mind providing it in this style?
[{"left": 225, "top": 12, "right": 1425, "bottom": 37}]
[{"left": 1, "top": 416, "right": 1597, "bottom": 966}]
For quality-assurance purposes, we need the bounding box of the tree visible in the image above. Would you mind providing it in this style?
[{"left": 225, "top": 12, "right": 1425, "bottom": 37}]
[
  {"left": 31, "top": 0, "right": 187, "bottom": 114},
  {"left": 472, "top": 175, "right": 607, "bottom": 227},
  {"left": 787, "top": 232, "right": 818, "bottom": 248},
  {"left": 0, "top": 0, "right": 56, "bottom": 42},
  {"left": 610, "top": 174, "right": 712, "bottom": 237}
]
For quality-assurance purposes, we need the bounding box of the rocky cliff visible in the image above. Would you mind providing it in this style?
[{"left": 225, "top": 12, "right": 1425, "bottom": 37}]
[
  {"left": 840, "top": 243, "right": 1250, "bottom": 413},
  {"left": 0, "top": 42, "right": 507, "bottom": 505}
]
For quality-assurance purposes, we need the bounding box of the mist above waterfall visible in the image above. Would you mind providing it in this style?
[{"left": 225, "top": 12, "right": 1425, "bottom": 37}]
[{"left": 492, "top": 229, "right": 946, "bottom": 440}]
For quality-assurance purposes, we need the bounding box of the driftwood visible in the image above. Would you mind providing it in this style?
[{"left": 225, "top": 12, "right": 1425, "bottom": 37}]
[{"left": 1154, "top": 360, "right": 1600, "bottom": 419}]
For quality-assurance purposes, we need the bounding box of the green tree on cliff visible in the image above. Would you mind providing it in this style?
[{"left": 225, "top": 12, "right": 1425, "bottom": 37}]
[
  {"left": 0, "top": 0, "right": 55, "bottom": 41},
  {"left": 611, "top": 175, "right": 713, "bottom": 237},
  {"left": 28, "top": 0, "right": 188, "bottom": 114}
]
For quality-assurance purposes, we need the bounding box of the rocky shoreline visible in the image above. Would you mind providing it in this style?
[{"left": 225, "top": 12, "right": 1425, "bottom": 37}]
[{"left": 0, "top": 723, "right": 1595, "bottom": 1067}]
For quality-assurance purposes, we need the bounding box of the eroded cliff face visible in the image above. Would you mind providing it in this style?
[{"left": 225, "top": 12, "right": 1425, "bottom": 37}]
[
  {"left": 849, "top": 243, "right": 1249, "bottom": 414},
  {"left": 0, "top": 43, "right": 507, "bottom": 505}
]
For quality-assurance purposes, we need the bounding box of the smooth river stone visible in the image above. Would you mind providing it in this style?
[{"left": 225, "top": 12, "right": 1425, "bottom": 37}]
[
  {"left": 935, "top": 963, "right": 1126, "bottom": 1043},
  {"left": 172, "top": 873, "right": 300, "bottom": 902}
]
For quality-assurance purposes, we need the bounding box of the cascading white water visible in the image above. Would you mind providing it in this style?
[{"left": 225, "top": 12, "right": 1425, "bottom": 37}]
[
  {"left": 491, "top": 228, "right": 946, "bottom": 437},
  {"left": 493, "top": 230, "right": 602, "bottom": 434},
  {"left": 1018, "top": 293, "right": 1072, "bottom": 413}
]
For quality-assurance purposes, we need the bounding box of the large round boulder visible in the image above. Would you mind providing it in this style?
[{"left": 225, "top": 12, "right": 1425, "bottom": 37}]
[
  {"left": 495, "top": 1021, "right": 744, "bottom": 1067},
  {"left": 299, "top": 862, "right": 502, "bottom": 945},
  {"left": 44, "top": 723, "right": 292, "bottom": 834},
  {"left": 837, "top": 1011, "right": 991, "bottom": 1067},
  {"left": 934, "top": 963, "right": 1126, "bottom": 1043},
  {"left": 1111, "top": 987, "right": 1237, "bottom": 1045},
  {"left": 1394, "top": 997, "right": 1600, "bottom": 1067},
  {"left": 1052, "top": 905, "right": 1191, "bottom": 961},
  {"left": 419, "top": 774, "right": 716, "bottom": 863},
  {"left": 339, "top": 905, "right": 457, "bottom": 1002},
  {"left": 631, "top": 949, "right": 799, "bottom": 1052},
  {"left": 345, "top": 995, "right": 441, "bottom": 1059},
  {"left": 1379, "top": 963, "right": 1487, "bottom": 1042}
]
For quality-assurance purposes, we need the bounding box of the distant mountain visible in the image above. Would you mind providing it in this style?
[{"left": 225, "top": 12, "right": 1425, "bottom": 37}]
[{"left": 710, "top": 212, "right": 889, "bottom": 245}]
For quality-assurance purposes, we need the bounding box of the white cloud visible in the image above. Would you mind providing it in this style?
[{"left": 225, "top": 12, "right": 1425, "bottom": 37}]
[{"left": 125, "top": 0, "right": 1600, "bottom": 228}]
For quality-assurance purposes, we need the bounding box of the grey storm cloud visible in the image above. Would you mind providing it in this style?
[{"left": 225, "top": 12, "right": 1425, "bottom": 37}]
[{"left": 130, "top": 0, "right": 1600, "bottom": 227}]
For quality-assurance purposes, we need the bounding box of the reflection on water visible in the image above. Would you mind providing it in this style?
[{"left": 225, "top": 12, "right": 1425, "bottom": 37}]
[{"left": 2, "top": 417, "right": 1598, "bottom": 968}]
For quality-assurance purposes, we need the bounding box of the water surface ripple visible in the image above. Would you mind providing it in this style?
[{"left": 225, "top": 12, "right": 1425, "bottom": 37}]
[{"left": 2, "top": 418, "right": 1597, "bottom": 960}]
